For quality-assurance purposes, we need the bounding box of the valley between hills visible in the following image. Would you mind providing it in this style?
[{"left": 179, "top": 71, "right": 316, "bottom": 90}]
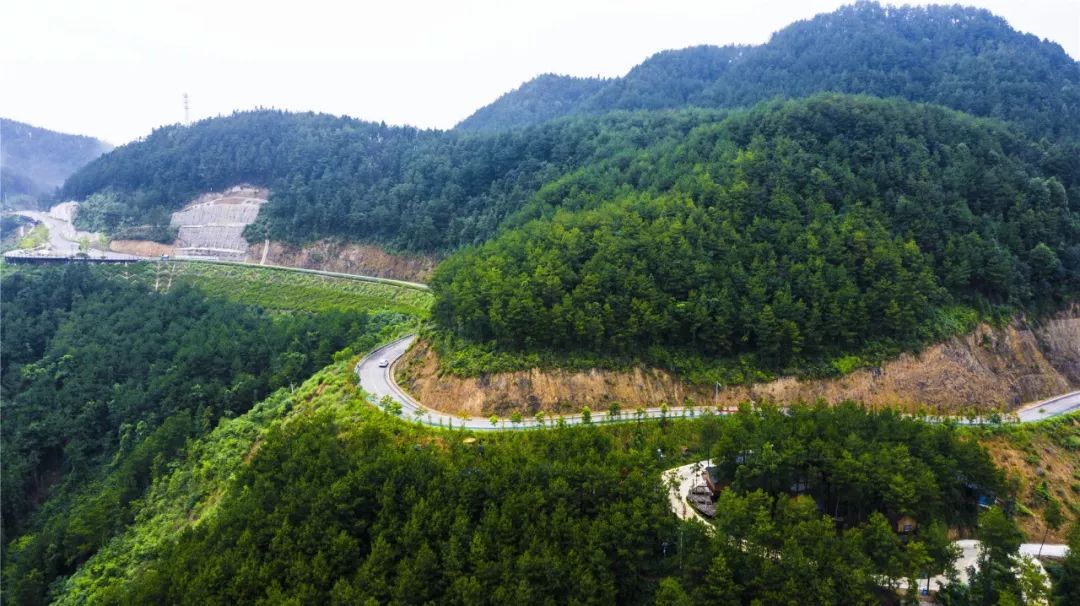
[{"left": 5, "top": 2, "right": 1080, "bottom": 604}]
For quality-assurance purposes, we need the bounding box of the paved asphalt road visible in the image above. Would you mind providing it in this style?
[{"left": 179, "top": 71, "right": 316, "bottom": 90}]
[
  {"left": 9, "top": 210, "right": 138, "bottom": 259},
  {"left": 1016, "top": 390, "right": 1080, "bottom": 422},
  {"left": 357, "top": 334, "right": 1080, "bottom": 431},
  {"left": 357, "top": 334, "right": 733, "bottom": 430},
  {"left": 358, "top": 333, "right": 1079, "bottom": 575}
]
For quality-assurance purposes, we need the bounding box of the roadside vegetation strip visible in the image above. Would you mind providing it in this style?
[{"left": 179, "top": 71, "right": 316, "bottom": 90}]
[
  {"left": 124, "top": 260, "right": 433, "bottom": 317},
  {"left": 662, "top": 459, "right": 1069, "bottom": 594},
  {"left": 172, "top": 257, "right": 430, "bottom": 290},
  {"left": 17, "top": 223, "right": 49, "bottom": 249}
]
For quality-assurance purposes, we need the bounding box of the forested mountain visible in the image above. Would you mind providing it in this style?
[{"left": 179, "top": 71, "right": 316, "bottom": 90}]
[
  {"left": 454, "top": 74, "right": 608, "bottom": 132},
  {"left": 100, "top": 404, "right": 1006, "bottom": 605},
  {"left": 457, "top": 3, "right": 1080, "bottom": 139},
  {"left": 59, "top": 2, "right": 1080, "bottom": 257},
  {"left": 0, "top": 118, "right": 112, "bottom": 206},
  {"left": 65, "top": 108, "right": 723, "bottom": 251},
  {"left": 432, "top": 95, "right": 1080, "bottom": 375},
  {"left": 9, "top": 3, "right": 1080, "bottom": 605}
]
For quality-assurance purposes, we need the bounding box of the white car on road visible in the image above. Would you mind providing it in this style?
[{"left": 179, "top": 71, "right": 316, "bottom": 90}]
[{"left": 378, "top": 359, "right": 389, "bottom": 368}]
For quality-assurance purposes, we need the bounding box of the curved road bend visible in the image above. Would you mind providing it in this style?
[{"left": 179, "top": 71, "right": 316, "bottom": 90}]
[
  {"left": 356, "top": 334, "right": 710, "bottom": 430},
  {"left": 360, "top": 336, "right": 1075, "bottom": 577},
  {"left": 10, "top": 210, "right": 138, "bottom": 259},
  {"left": 357, "top": 334, "right": 1080, "bottom": 431}
]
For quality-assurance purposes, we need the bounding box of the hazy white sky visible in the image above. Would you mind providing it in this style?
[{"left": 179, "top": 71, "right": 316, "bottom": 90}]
[{"left": 3, "top": 0, "right": 1078, "bottom": 144}]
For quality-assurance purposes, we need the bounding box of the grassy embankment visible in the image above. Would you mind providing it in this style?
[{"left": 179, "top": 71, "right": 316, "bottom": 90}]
[
  {"left": 17, "top": 222, "right": 49, "bottom": 250},
  {"left": 967, "top": 414, "right": 1080, "bottom": 542},
  {"left": 114, "top": 260, "right": 433, "bottom": 317}
]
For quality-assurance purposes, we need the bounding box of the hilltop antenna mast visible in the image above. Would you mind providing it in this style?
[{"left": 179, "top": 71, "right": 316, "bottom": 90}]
[{"left": 183, "top": 93, "right": 190, "bottom": 125}]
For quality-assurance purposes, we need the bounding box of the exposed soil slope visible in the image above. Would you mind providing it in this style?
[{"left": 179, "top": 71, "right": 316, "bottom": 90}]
[
  {"left": 399, "top": 307, "right": 1079, "bottom": 417},
  {"left": 244, "top": 240, "right": 437, "bottom": 283},
  {"left": 976, "top": 415, "right": 1080, "bottom": 542}
]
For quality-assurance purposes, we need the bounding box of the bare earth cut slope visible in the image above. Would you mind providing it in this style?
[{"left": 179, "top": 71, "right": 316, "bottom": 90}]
[
  {"left": 110, "top": 185, "right": 436, "bottom": 281},
  {"left": 245, "top": 240, "right": 437, "bottom": 283},
  {"left": 399, "top": 307, "right": 1080, "bottom": 417},
  {"left": 109, "top": 185, "right": 268, "bottom": 260}
]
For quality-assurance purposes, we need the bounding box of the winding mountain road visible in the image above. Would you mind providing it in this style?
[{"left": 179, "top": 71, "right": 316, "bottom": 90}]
[
  {"left": 357, "top": 334, "right": 1080, "bottom": 431},
  {"left": 356, "top": 334, "right": 692, "bottom": 430}
]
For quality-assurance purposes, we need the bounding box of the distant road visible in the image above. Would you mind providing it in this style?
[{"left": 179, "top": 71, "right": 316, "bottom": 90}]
[
  {"left": 358, "top": 334, "right": 1080, "bottom": 431},
  {"left": 174, "top": 258, "right": 430, "bottom": 291},
  {"left": 5, "top": 210, "right": 138, "bottom": 260},
  {"left": 3, "top": 213, "right": 431, "bottom": 288},
  {"left": 1016, "top": 391, "right": 1080, "bottom": 422}
]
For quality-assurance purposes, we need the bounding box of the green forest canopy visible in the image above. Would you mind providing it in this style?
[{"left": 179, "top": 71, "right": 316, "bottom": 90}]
[
  {"left": 60, "top": 3, "right": 1080, "bottom": 256},
  {"left": 65, "top": 109, "right": 720, "bottom": 252},
  {"left": 431, "top": 95, "right": 1080, "bottom": 374},
  {"left": 0, "top": 266, "right": 1070, "bottom": 606},
  {"left": 39, "top": 392, "right": 1013, "bottom": 605},
  {"left": 457, "top": 3, "right": 1080, "bottom": 139},
  {"left": 0, "top": 264, "right": 419, "bottom": 602}
]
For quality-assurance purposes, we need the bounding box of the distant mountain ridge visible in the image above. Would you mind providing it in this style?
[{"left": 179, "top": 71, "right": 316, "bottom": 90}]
[
  {"left": 456, "top": 3, "right": 1080, "bottom": 138},
  {"left": 1, "top": 118, "right": 112, "bottom": 206},
  {"left": 455, "top": 74, "right": 609, "bottom": 132},
  {"left": 57, "top": 1, "right": 1080, "bottom": 255}
]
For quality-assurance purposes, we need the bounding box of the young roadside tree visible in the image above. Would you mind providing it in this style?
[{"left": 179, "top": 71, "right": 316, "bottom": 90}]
[
  {"left": 489, "top": 415, "right": 498, "bottom": 429},
  {"left": 379, "top": 395, "right": 402, "bottom": 416},
  {"left": 1051, "top": 524, "right": 1080, "bottom": 606},
  {"left": 581, "top": 406, "right": 591, "bottom": 424},
  {"left": 863, "top": 512, "right": 907, "bottom": 589},
  {"left": 510, "top": 411, "right": 522, "bottom": 428},
  {"left": 1040, "top": 499, "right": 1064, "bottom": 557},
  {"left": 1015, "top": 555, "right": 1049, "bottom": 606},
  {"left": 608, "top": 401, "right": 621, "bottom": 422},
  {"left": 920, "top": 520, "right": 961, "bottom": 594},
  {"left": 969, "top": 506, "right": 1024, "bottom": 605}
]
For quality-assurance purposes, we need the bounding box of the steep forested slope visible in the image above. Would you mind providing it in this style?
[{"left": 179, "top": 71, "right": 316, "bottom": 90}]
[
  {"left": 0, "top": 118, "right": 112, "bottom": 206},
  {"left": 432, "top": 95, "right": 1080, "bottom": 374},
  {"left": 0, "top": 265, "right": 419, "bottom": 603},
  {"left": 458, "top": 3, "right": 1080, "bottom": 140},
  {"left": 33, "top": 359, "right": 1011, "bottom": 606}
]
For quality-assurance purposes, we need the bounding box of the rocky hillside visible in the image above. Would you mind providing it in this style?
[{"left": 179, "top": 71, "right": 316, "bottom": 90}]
[{"left": 397, "top": 307, "right": 1079, "bottom": 417}]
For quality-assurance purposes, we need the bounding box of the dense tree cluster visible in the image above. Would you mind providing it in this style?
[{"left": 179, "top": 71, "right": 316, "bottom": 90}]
[
  {"left": 433, "top": 95, "right": 1080, "bottom": 370},
  {"left": 712, "top": 404, "right": 1002, "bottom": 529},
  {"left": 64, "top": 109, "right": 718, "bottom": 252},
  {"left": 0, "top": 266, "right": 410, "bottom": 601},
  {"left": 61, "top": 3, "right": 1080, "bottom": 258},
  {"left": 458, "top": 3, "right": 1080, "bottom": 140},
  {"left": 100, "top": 404, "right": 1004, "bottom": 605}
]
